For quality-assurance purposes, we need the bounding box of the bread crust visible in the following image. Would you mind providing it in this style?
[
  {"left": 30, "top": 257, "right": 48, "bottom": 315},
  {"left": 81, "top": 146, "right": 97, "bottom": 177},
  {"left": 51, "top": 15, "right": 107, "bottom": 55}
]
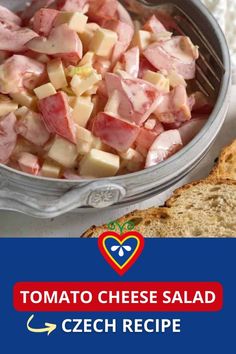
[
  {"left": 81, "top": 207, "right": 170, "bottom": 238},
  {"left": 209, "top": 139, "right": 236, "bottom": 180}
]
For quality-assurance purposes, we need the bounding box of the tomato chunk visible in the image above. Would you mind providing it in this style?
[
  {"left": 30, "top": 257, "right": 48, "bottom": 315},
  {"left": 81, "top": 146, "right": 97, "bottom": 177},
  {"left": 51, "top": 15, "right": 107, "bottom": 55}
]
[
  {"left": 38, "top": 92, "right": 76, "bottom": 143},
  {"left": 92, "top": 112, "right": 140, "bottom": 152}
]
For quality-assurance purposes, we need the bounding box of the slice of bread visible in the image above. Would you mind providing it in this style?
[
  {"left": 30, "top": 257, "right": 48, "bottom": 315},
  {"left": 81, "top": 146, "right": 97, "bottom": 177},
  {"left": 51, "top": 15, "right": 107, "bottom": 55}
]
[
  {"left": 82, "top": 180, "right": 236, "bottom": 238},
  {"left": 82, "top": 140, "right": 236, "bottom": 238},
  {"left": 209, "top": 140, "right": 236, "bottom": 180},
  {"left": 164, "top": 179, "right": 236, "bottom": 237}
]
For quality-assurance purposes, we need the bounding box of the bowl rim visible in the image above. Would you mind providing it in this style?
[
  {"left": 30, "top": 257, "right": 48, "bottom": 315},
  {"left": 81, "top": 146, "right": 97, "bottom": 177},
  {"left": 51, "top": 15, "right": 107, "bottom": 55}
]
[{"left": 0, "top": 0, "right": 231, "bottom": 184}]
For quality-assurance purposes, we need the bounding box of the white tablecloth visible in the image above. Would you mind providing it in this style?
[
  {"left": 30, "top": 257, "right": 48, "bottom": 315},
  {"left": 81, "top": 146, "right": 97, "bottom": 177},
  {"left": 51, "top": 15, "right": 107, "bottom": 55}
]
[{"left": 0, "top": 86, "right": 235, "bottom": 238}]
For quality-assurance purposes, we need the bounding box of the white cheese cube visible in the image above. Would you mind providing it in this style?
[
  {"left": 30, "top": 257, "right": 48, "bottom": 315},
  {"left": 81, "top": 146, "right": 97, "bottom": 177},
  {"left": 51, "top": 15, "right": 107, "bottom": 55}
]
[
  {"left": 41, "top": 160, "right": 61, "bottom": 178},
  {"left": 80, "top": 23, "right": 100, "bottom": 52},
  {"left": 104, "top": 90, "right": 120, "bottom": 115},
  {"left": 54, "top": 12, "right": 88, "bottom": 33},
  {"left": 119, "top": 148, "right": 144, "bottom": 162},
  {"left": 34, "top": 83, "right": 56, "bottom": 99},
  {"left": 77, "top": 141, "right": 92, "bottom": 155},
  {"left": 79, "top": 52, "right": 95, "bottom": 67},
  {"left": 48, "top": 137, "right": 78, "bottom": 168},
  {"left": 132, "top": 30, "right": 152, "bottom": 51},
  {"left": 76, "top": 126, "right": 93, "bottom": 143},
  {"left": 79, "top": 149, "right": 120, "bottom": 177},
  {"left": 72, "top": 96, "right": 94, "bottom": 127},
  {"left": 89, "top": 28, "right": 118, "bottom": 57},
  {"left": 143, "top": 70, "right": 170, "bottom": 93},
  {"left": 0, "top": 94, "right": 18, "bottom": 116},
  {"left": 10, "top": 91, "right": 37, "bottom": 110},
  {"left": 47, "top": 59, "right": 68, "bottom": 90},
  {"left": 71, "top": 71, "right": 101, "bottom": 96}
]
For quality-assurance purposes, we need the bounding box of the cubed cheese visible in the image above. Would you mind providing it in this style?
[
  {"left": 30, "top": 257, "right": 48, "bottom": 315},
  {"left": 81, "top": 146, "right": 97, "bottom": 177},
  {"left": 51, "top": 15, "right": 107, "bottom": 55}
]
[
  {"left": 76, "top": 126, "right": 93, "bottom": 143},
  {"left": 151, "top": 31, "right": 172, "bottom": 42},
  {"left": 104, "top": 90, "right": 120, "bottom": 115},
  {"left": 143, "top": 70, "right": 170, "bottom": 93},
  {"left": 47, "top": 59, "right": 68, "bottom": 90},
  {"left": 89, "top": 28, "right": 118, "bottom": 57},
  {"left": 54, "top": 12, "right": 88, "bottom": 33},
  {"left": 72, "top": 96, "right": 94, "bottom": 127},
  {"left": 79, "top": 149, "right": 120, "bottom": 177},
  {"left": 34, "top": 83, "right": 57, "bottom": 99},
  {"left": 80, "top": 23, "right": 100, "bottom": 52},
  {"left": 0, "top": 94, "right": 18, "bottom": 116},
  {"left": 79, "top": 52, "right": 95, "bottom": 67},
  {"left": 41, "top": 160, "right": 61, "bottom": 178},
  {"left": 119, "top": 148, "right": 144, "bottom": 162},
  {"left": 120, "top": 148, "right": 144, "bottom": 173},
  {"left": 10, "top": 91, "right": 37, "bottom": 110},
  {"left": 71, "top": 70, "right": 101, "bottom": 96},
  {"left": 77, "top": 141, "right": 91, "bottom": 155},
  {"left": 132, "top": 30, "right": 152, "bottom": 51},
  {"left": 48, "top": 136, "right": 78, "bottom": 168}
]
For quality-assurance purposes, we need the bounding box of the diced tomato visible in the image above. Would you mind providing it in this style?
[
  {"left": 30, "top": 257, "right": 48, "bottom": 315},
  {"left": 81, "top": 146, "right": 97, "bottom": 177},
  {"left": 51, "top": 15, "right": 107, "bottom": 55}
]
[
  {"left": 105, "top": 73, "right": 160, "bottom": 125},
  {"left": 0, "top": 22, "right": 38, "bottom": 52},
  {"left": 105, "top": 20, "right": 134, "bottom": 64},
  {"left": 20, "top": 0, "right": 56, "bottom": 24},
  {"left": 18, "top": 152, "right": 40, "bottom": 175},
  {"left": 145, "top": 129, "right": 183, "bottom": 168},
  {"left": 16, "top": 111, "right": 50, "bottom": 147},
  {"left": 155, "top": 85, "right": 191, "bottom": 123},
  {"left": 122, "top": 47, "right": 140, "bottom": 78},
  {"left": 88, "top": 0, "right": 118, "bottom": 25},
  {"left": 135, "top": 127, "right": 159, "bottom": 151},
  {"left": 0, "top": 55, "right": 45, "bottom": 94},
  {"left": 27, "top": 24, "right": 83, "bottom": 65},
  {"left": 0, "top": 51, "right": 11, "bottom": 65},
  {"left": 0, "top": 5, "right": 22, "bottom": 26},
  {"left": 144, "top": 36, "right": 198, "bottom": 79},
  {"left": 0, "top": 113, "right": 17, "bottom": 163},
  {"left": 92, "top": 112, "right": 140, "bottom": 152},
  {"left": 143, "top": 15, "right": 167, "bottom": 33},
  {"left": 38, "top": 91, "right": 76, "bottom": 143},
  {"left": 33, "top": 8, "right": 59, "bottom": 36},
  {"left": 179, "top": 117, "right": 207, "bottom": 145},
  {"left": 138, "top": 56, "right": 157, "bottom": 79}
]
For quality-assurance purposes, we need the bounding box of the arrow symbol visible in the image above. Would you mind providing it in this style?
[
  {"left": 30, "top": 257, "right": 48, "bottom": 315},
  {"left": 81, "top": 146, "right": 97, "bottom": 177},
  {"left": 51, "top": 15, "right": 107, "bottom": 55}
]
[{"left": 27, "top": 314, "right": 57, "bottom": 336}]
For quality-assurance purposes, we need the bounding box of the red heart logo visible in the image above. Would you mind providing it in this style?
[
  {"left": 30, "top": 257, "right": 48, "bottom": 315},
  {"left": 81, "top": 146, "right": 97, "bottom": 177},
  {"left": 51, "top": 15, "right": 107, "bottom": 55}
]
[{"left": 98, "top": 231, "right": 145, "bottom": 276}]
